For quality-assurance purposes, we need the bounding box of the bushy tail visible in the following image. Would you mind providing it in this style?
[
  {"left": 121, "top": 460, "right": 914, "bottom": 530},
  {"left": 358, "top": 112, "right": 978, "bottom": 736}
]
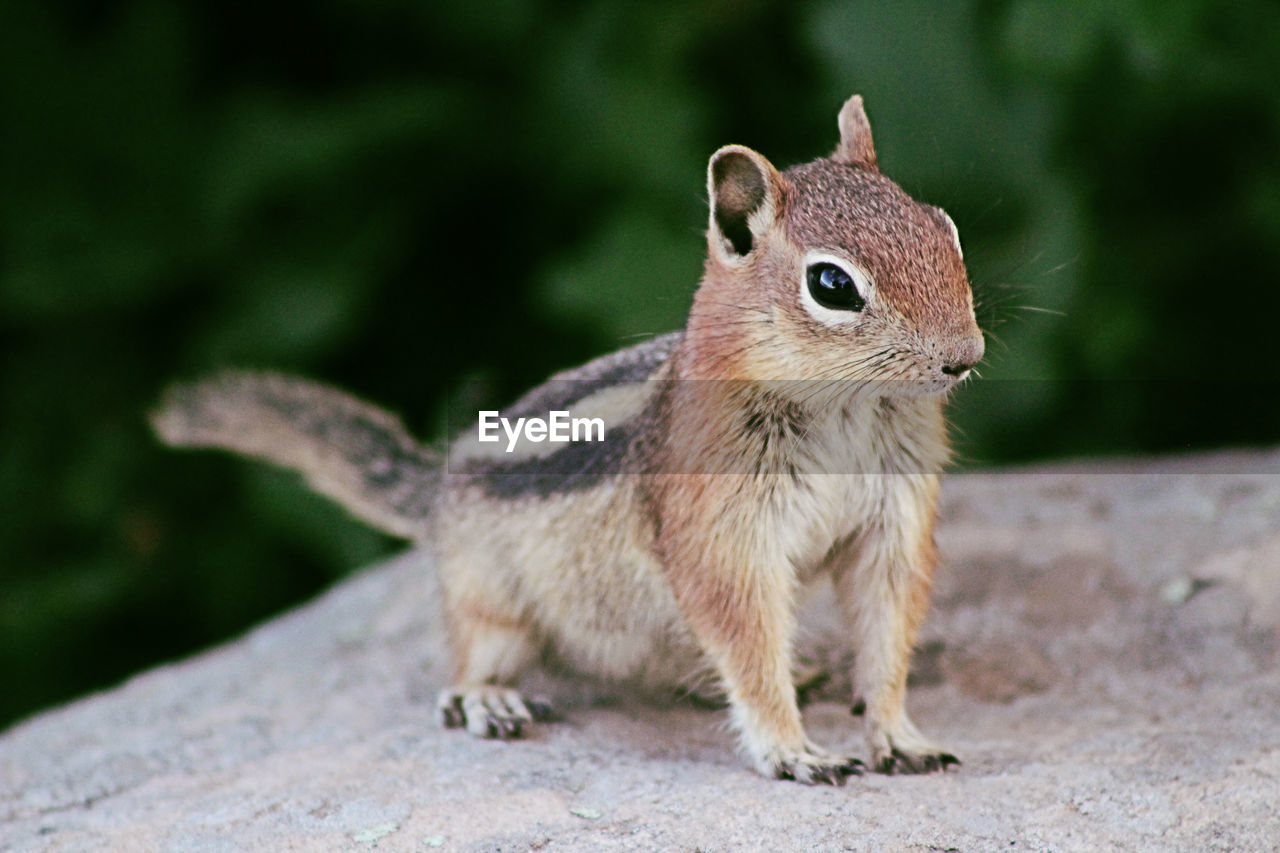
[{"left": 151, "top": 371, "right": 440, "bottom": 540}]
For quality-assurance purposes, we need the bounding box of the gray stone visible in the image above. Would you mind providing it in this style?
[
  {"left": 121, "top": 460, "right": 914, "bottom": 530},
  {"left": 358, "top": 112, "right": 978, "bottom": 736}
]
[{"left": 3, "top": 450, "right": 1279, "bottom": 851}]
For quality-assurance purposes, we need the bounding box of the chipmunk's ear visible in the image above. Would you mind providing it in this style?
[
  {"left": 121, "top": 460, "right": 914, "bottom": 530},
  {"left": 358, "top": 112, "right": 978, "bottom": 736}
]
[
  {"left": 707, "top": 144, "right": 785, "bottom": 261},
  {"left": 833, "top": 94, "right": 878, "bottom": 170}
]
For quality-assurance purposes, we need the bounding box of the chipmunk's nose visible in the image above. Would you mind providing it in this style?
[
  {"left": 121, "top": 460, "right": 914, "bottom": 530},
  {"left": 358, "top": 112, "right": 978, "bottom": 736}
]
[{"left": 940, "top": 333, "right": 985, "bottom": 379}]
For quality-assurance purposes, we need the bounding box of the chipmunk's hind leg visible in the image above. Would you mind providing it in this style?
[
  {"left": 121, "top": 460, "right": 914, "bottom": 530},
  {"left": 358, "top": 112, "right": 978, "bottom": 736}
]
[{"left": 436, "top": 609, "right": 551, "bottom": 739}]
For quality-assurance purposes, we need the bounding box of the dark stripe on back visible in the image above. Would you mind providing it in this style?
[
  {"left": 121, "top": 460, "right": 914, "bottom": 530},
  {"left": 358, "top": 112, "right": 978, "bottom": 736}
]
[
  {"left": 501, "top": 333, "right": 681, "bottom": 421},
  {"left": 463, "top": 422, "right": 635, "bottom": 499}
]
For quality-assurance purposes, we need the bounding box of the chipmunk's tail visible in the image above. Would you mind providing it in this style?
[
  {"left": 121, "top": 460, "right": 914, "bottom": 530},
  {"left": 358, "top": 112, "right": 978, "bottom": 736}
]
[{"left": 151, "top": 371, "right": 440, "bottom": 540}]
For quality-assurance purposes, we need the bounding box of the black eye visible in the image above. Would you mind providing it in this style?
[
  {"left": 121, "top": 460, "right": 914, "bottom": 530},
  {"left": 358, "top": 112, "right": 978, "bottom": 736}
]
[{"left": 806, "top": 262, "right": 865, "bottom": 311}]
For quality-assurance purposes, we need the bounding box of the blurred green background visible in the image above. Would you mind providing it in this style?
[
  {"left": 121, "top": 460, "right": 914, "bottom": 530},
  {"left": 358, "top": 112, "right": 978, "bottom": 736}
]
[{"left": 2, "top": 0, "right": 1278, "bottom": 729}]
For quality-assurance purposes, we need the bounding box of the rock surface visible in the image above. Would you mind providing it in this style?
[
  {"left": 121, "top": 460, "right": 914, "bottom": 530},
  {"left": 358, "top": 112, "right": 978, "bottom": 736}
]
[{"left": 3, "top": 451, "right": 1280, "bottom": 852}]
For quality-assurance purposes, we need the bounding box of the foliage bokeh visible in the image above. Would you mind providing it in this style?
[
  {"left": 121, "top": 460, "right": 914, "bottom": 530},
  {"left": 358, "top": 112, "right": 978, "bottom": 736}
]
[{"left": 2, "top": 0, "right": 1277, "bottom": 727}]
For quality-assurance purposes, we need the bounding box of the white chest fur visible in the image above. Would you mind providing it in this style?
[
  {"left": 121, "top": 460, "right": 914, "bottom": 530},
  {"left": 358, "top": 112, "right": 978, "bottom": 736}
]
[{"left": 766, "top": 394, "right": 946, "bottom": 583}]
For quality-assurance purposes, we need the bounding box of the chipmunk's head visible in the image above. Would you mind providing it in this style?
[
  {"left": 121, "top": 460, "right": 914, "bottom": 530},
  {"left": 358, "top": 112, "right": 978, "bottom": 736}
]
[{"left": 691, "top": 94, "right": 983, "bottom": 397}]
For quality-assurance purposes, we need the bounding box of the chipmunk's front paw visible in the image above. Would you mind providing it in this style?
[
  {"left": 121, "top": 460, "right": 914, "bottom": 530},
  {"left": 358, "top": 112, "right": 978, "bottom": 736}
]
[
  {"left": 764, "top": 746, "right": 865, "bottom": 785},
  {"left": 873, "top": 745, "right": 959, "bottom": 774},
  {"left": 436, "top": 686, "right": 553, "bottom": 739},
  {"left": 864, "top": 714, "right": 960, "bottom": 774},
  {"left": 869, "top": 735, "right": 959, "bottom": 775}
]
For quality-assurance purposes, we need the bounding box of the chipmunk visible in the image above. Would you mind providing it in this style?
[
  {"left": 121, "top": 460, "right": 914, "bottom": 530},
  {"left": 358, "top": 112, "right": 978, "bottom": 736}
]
[{"left": 152, "top": 95, "right": 984, "bottom": 784}]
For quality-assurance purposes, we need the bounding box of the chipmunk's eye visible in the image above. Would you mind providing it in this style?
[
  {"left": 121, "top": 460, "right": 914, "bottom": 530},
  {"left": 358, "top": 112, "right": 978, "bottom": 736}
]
[{"left": 806, "top": 262, "right": 865, "bottom": 312}]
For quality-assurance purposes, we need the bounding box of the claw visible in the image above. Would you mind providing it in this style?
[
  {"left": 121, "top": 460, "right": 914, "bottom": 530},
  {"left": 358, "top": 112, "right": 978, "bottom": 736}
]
[
  {"left": 526, "top": 696, "right": 558, "bottom": 722},
  {"left": 813, "top": 765, "right": 847, "bottom": 786},
  {"left": 438, "top": 694, "right": 466, "bottom": 728},
  {"left": 437, "top": 686, "right": 543, "bottom": 740},
  {"left": 875, "top": 746, "right": 960, "bottom": 775},
  {"left": 773, "top": 750, "right": 864, "bottom": 785}
]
